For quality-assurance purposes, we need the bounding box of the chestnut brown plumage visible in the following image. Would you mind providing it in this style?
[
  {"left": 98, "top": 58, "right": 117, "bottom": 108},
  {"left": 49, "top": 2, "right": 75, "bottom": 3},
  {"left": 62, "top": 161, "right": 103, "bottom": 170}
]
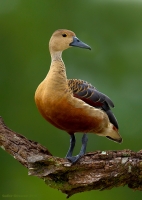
[{"left": 35, "top": 29, "right": 122, "bottom": 163}]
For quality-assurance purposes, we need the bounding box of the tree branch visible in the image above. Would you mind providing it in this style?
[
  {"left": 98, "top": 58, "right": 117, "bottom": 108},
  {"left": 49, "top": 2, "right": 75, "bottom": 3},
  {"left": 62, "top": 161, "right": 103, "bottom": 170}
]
[{"left": 0, "top": 116, "right": 142, "bottom": 198}]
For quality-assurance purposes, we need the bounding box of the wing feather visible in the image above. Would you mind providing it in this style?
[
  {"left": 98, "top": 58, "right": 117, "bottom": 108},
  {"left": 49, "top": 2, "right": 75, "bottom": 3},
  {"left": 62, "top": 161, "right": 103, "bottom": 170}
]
[{"left": 68, "top": 79, "right": 118, "bottom": 129}]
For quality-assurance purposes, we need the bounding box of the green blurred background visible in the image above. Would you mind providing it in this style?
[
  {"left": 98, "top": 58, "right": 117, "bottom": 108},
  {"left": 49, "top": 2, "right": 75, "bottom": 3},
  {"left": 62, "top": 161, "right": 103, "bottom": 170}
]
[{"left": 1, "top": 0, "right": 142, "bottom": 199}]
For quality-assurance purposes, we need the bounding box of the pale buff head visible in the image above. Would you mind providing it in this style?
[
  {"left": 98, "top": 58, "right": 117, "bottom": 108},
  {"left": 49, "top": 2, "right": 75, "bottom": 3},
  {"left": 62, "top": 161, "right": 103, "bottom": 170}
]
[{"left": 49, "top": 29, "right": 91, "bottom": 54}]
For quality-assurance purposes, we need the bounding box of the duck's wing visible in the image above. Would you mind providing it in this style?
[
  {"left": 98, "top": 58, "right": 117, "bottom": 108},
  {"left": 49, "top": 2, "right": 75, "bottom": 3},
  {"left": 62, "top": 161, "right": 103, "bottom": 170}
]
[{"left": 68, "top": 79, "right": 118, "bottom": 129}]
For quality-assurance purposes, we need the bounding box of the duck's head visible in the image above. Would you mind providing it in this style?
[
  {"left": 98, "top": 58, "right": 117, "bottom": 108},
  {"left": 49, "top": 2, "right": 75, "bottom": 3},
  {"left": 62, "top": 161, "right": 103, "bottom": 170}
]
[{"left": 49, "top": 29, "right": 91, "bottom": 53}]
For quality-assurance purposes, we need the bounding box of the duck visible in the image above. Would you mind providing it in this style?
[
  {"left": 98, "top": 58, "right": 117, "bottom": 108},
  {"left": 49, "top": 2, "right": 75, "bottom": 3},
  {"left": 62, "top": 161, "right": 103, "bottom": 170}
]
[{"left": 35, "top": 29, "right": 122, "bottom": 163}]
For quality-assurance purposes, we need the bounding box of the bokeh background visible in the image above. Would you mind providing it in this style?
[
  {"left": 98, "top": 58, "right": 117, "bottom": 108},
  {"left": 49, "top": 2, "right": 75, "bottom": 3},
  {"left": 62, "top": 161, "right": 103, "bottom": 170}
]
[{"left": 1, "top": 0, "right": 142, "bottom": 199}]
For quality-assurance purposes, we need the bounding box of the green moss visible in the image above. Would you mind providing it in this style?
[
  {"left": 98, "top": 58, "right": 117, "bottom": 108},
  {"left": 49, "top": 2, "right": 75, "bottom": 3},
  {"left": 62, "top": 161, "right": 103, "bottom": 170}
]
[
  {"left": 122, "top": 153, "right": 131, "bottom": 157},
  {"left": 45, "top": 178, "right": 72, "bottom": 191},
  {"left": 138, "top": 175, "right": 142, "bottom": 179}
]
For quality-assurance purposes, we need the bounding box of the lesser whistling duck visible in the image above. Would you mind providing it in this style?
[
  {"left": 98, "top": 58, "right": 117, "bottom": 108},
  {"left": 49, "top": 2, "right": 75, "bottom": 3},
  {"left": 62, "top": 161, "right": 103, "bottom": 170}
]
[{"left": 35, "top": 29, "right": 122, "bottom": 163}]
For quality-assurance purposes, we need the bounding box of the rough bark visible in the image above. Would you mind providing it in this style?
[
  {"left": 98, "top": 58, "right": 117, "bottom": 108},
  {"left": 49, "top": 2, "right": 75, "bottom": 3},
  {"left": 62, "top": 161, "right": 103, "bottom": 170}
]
[{"left": 0, "top": 116, "right": 142, "bottom": 198}]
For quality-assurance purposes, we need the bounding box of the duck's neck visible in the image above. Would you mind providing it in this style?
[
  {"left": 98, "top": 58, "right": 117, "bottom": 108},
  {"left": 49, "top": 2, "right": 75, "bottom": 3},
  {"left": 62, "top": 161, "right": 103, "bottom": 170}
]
[
  {"left": 45, "top": 51, "right": 68, "bottom": 88},
  {"left": 51, "top": 51, "right": 63, "bottom": 62}
]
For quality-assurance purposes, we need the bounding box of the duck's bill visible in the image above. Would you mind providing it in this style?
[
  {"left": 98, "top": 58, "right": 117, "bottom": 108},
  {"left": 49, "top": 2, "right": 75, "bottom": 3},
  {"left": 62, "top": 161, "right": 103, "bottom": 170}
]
[{"left": 70, "top": 36, "right": 91, "bottom": 50}]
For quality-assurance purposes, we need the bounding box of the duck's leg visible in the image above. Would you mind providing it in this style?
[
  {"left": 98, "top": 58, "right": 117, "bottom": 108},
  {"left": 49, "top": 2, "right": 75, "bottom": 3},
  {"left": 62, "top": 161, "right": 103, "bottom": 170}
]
[
  {"left": 66, "top": 134, "right": 76, "bottom": 158},
  {"left": 66, "top": 133, "right": 88, "bottom": 163}
]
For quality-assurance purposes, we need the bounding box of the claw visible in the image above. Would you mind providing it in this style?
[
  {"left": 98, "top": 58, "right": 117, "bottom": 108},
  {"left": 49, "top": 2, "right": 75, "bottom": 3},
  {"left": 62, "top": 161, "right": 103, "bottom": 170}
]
[{"left": 66, "top": 155, "right": 81, "bottom": 163}]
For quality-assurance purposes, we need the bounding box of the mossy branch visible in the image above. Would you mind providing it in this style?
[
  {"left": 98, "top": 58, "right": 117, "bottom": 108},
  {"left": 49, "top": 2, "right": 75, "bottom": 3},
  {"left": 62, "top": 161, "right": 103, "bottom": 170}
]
[{"left": 0, "top": 116, "right": 142, "bottom": 198}]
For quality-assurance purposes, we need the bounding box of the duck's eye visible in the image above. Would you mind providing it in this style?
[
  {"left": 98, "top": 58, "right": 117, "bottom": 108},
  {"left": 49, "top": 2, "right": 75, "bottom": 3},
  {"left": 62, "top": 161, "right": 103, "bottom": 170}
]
[{"left": 62, "top": 33, "right": 67, "bottom": 37}]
